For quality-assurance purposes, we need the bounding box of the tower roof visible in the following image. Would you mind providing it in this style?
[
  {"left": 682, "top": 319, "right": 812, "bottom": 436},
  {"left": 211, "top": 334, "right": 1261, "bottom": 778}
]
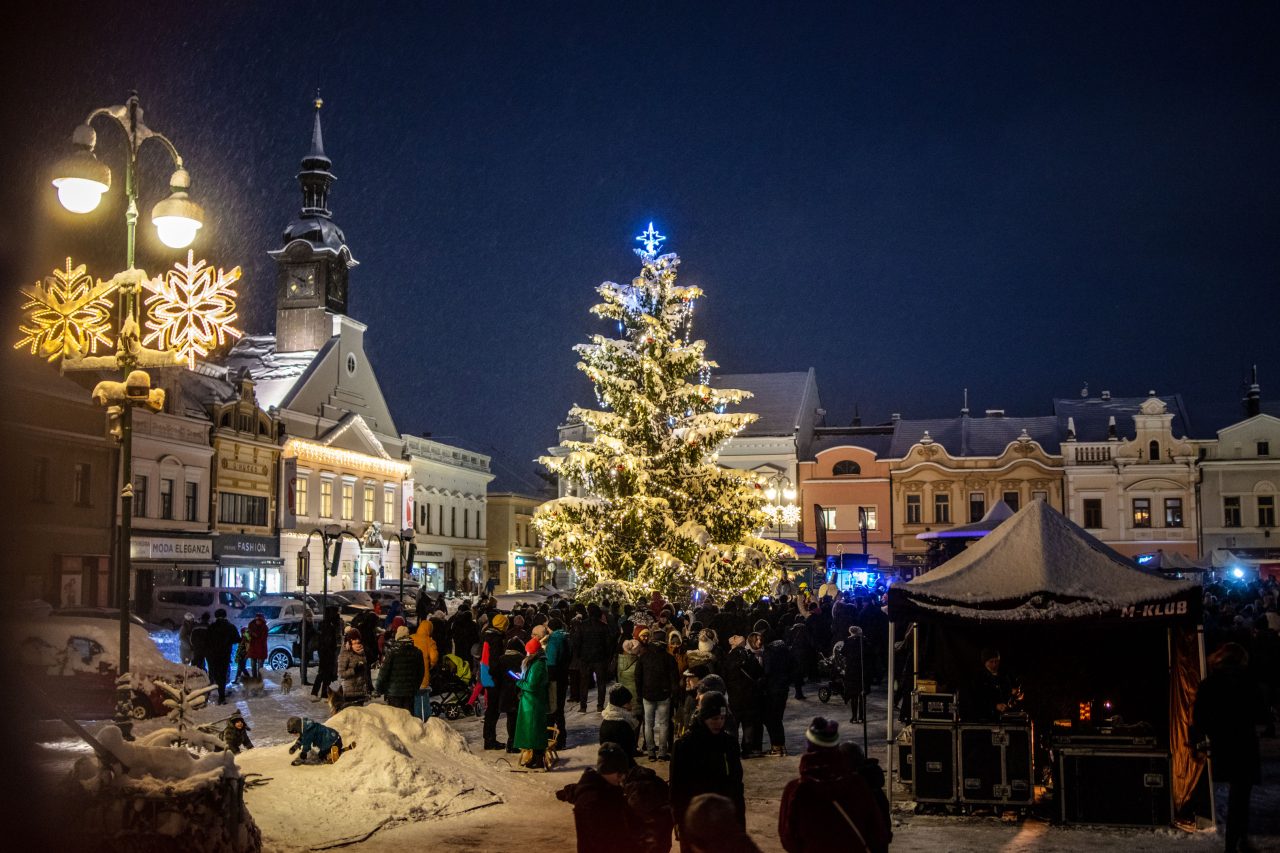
[{"left": 269, "top": 95, "right": 356, "bottom": 263}]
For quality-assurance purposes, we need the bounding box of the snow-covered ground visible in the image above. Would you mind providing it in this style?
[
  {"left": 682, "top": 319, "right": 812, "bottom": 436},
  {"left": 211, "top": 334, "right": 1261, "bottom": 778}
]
[{"left": 29, "top": 657, "right": 1280, "bottom": 852}]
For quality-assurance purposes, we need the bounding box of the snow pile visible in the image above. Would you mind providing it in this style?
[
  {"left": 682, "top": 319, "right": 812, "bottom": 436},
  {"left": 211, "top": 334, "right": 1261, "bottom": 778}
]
[
  {"left": 237, "top": 704, "right": 503, "bottom": 850},
  {"left": 11, "top": 618, "right": 207, "bottom": 692}
]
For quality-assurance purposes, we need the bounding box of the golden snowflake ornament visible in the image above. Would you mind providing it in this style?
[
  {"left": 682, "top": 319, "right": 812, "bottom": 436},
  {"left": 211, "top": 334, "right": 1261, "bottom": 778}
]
[
  {"left": 15, "top": 258, "right": 115, "bottom": 361},
  {"left": 142, "top": 250, "right": 242, "bottom": 369}
]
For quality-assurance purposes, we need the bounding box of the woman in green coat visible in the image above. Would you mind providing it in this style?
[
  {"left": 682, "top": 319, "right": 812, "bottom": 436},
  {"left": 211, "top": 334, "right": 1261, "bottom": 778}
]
[{"left": 514, "top": 637, "right": 550, "bottom": 768}]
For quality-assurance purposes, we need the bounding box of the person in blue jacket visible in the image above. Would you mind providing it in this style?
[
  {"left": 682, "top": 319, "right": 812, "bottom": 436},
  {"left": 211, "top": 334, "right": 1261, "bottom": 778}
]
[
  {"left": 286, "top": 716, "right": 352, "bottom": 765},
  {"left": 544, "top": 617, "right": 571, "bottom": 750}
]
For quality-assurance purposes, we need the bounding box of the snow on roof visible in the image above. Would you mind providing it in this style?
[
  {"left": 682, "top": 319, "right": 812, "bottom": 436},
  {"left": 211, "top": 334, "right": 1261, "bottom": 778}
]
[
  {"left": 1054, "top": 393, "right": 1193, "bottom": 441},
  {"left": 900, "top": 499, "right": 1197, "bottom": 610},
  {"left": 889, "top": 414, "right": 1062, "bottom": 458},
  {"left": 713, "top": 371, "right": 813, "bottom": 436},
  {"left": 809, "top": 429, "right": 894, "bottom": 459}
]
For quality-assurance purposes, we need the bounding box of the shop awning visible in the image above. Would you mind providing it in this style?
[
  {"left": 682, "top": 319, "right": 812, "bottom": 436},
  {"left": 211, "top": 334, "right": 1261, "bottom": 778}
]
[{"left": 772, "top": 538, "right": 817, "bottom": 557}]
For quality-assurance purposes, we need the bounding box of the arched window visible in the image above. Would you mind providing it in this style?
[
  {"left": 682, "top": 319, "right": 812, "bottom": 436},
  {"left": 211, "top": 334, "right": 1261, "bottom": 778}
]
[
  {"left": 1148, "top": 440, "right": 1161, "bottom": 462},
  {"left": 833, "top": 460, "right": 861, "bottom": 476}
]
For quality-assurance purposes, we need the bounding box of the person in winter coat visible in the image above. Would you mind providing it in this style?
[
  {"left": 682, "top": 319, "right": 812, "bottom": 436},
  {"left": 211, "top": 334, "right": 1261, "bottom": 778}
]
[
  {"left": 205, "top": 609, "right": 241, "bottom": 705},
  {"left": 378, "top": 615, "right": 405, "bottom": 659},
  {"left": 601, "top": 684, "right": 641, "bottom": 755},
  {"left": 556, "top": 742, "right": 642, "bottom": 853},
  {"left": 286, "top": 716, "right": 347, "bottom": 765},
  {"left": 762, "top": 635, "right": 795, "bottom": 754},
  {"left": 685, "top": 629, "right": 719, "bottom": 675},
  {"left": 787, "top": 622, "right": 813, "bottom": 700},
  {"left": 190, "top": 611, "right": 211, "bottom": 673},
  {"left": 450, "top": 608, "right": 480, "bottom": 664},
  {"left": 515, "top": 636, "right": 551, "bottom": 768},
  {"left": 247, "top": 613, "right": 268, "bottom": 678},
  {"left": 495, "top": 637, "right": 526, "bottom": 752},
  {"left": 222, "top": 712, "right": 254, "bottom": 754},
  {"left": 233, "top": 626, "right": 251, "bottom": 682},
  {"left": 383, "top": 598, "right": 403, "bottom": 628},
  {"left": 623, "top": 759, "right": 676, "bottom": 853},
  {"left": 577, "top": 603, "right": 613, "bottom": 712},
  {"left": 178, "top": 612, "right": 195, "bottom": 665},
  {"left": 411, "top": 618, "right": 441, "bottom": 719},
  {"left": 430, "top": 610, "right": 452, "bottom": 659},
  {"left": 336, "top": 628, "right": 370, "bottom": 709},
  {"left": 1193, "top": 642, "right": 1268, "bottom": 853},
  {"left": 669, "top": 692, "right": 745, "bottom": 851},
  {"left": 838, "top": 741, "right": 891, "bottom": 844},
  {"left": 351, "top": 609, "right": 379, "bottom": 691},
  {"left": 415, "top": 586, "right": 432, "bottom": 623},
  {"left": 480, "top": 614, "right": 508, "bottom": 748},
  {"left": 376, "top": 625, "right": 426, "bottom": 710},
  {"left": 778, "top": 717, "right": 890, "bottom": 853},
  {"left": 842, "top": 626, "right": 867, "bottom": 723},
  {"left": 636, "top": 632, "right": 680, "bottom": 760},
  {"left": 724, "top": 636, "right": 764, "bottom": 757},
  {"left": 312, "top": 605, "right": 342, "bottom": 698},
  {"left": 545, "top": 617, "right": 571, "bottom": 749},
  {"left": 681, "top": 794, "right": 762, "bottom": 853}
]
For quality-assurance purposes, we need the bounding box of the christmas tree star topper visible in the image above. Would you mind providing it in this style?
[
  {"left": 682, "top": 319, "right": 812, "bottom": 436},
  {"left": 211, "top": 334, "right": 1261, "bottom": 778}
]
[{"left": 635, "top": 222, "right": 666, "bottom": 258}]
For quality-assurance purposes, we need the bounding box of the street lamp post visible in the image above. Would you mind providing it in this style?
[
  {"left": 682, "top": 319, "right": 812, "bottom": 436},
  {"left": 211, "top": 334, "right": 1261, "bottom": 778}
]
[
  {"left": 49, "top": 92, "right": 205, "bottom": 737},
  {"left": 391, "top": 528, "right": 416, "bottom": 610},
  {"left": 762, "top": 471, "right": 798, "bottom": 539}
]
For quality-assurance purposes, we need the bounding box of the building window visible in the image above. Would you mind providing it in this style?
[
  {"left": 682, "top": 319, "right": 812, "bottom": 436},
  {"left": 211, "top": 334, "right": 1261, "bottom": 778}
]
[
  {"left": 425, "top": 503, "right": 432, "bottom": 534},
  {"left": 185, "top": 482, "right": 199, "bottom": 521},
  {"left": 969, "top": 492, "right": 985, "bottom": 523},
  {"left": 451, "top": 506, "right": 457, "bottom": 537},
  {"left": 832, "top": 460, "right": 861, "bottom": 476},
  {"left": 160, "top": 478, "right": 175, "bottom": 520},
  {"left": 477, "top": 510, "right": 483, "bottom": 537},
  {"left": 858, "top": 506, "right": 877, "bottom": 530},
  {"left": 73, "top": 463, "right": 92, "bottom": 507},
  {"left": 1002, "top": 491, "right": 1020, "bottom": 512},
  {"left": 439, "top": 504, "right": 444, "bottom": 534},
  {"left": 320, "top": 478, "right": 333, "bottom": 518},
  {"left": 1260, "top": 495, "right": 1276, "bottom": 528},
  {"left": 134, "top": 475, "right": 148, "bottom": 518},
  {"left": 820, "top": 507, "right": 837, "bottom": 529},
  {"left": 341, "top": 482, "right": 354, "bottom": 520},
  {"left": 464, "top": 508, "right": 471, "bottom": 538},
  {"left": 1259, "top": 441, "right": 1271, "bottom": 457},
  {"left": 905, "top": 494, "right": 922, "bottom": 524},
  {"left": 219, "top": 492, "right": 268, "bottom": 526},
  {"left": 1083, "top": 498, "right": 1103, "bottom": 529},
  {"left": 934, "top": 493, "right": 951, "bottom": 524},
  {"left": 1132, "top": 497, "right": 1152, "bottom": 528},
  {"left": 32, "top": 457, "right": 50, "bottom": 502},
  {"left": 1148, "top": 440, "right": 1161, "bottom": 462},
  {"left": 418, "top": 504, "right": 426, "bottom": 530},
  {"left": 295, "top": 476, "right": 309, "bottom": 517},
  {"left": 1032, "top": 490, "right": 1048, "bottom": 504},
  {"left": 1164, "top": 497, "right": 1183, "bottom": 528},
  {"left": 384, "top": 488, "right": 395, "bottom": 525},
  {"left": 1224, "top": 496, "right": 1241, "bottom": 527},
  {"left": 363, "top": 483, "right": 375, "bottom": 521}
]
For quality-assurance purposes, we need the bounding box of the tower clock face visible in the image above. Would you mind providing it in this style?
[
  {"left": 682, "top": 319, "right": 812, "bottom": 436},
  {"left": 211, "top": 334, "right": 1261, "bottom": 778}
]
[{"left": 287, "top": 266, "right": 317, "bottom": 299}]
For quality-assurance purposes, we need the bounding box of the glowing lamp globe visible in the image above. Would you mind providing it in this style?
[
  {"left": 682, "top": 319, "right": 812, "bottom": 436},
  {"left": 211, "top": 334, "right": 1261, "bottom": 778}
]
[
  {"left": 151, "top": 168, "right": 204, "bottom": 249},
  {"left": 52, "top": 124, "right": 112, "bottom": 214}
]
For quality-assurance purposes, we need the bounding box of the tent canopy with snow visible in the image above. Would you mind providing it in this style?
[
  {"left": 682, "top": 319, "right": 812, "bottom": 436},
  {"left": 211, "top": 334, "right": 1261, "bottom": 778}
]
[{"left": 885, "top": 499, "right": 1207, "bottom": 821}]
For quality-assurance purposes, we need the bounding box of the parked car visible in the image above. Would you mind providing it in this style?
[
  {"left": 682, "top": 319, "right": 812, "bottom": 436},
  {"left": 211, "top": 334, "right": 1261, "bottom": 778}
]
[
  {"left": 334, "top": 589, "right": 374, "bottom": 607},
  {"left": 150, "top": 586, "right": 252, "bottom": 629},
  {"left": 53, "top": 607, "right": 149, "bottom": 628},
  {"left": 263, "top": 618, "right": 326, "bottom": 671},
  {"left": 12, "top": 618, "right": 208, "bottom": 720},
  {"left": 232, "top": 596, "right": 308, "bottom": 630},
  {"left": 277, "top": 591, "right": 372, "bottom": 619}
]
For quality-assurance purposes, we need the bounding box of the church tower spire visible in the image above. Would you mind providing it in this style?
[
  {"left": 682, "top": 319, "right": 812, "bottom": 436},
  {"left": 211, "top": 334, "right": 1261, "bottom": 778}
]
[{"left": 270, "top": 93, "right": 359, "bottom": 354}]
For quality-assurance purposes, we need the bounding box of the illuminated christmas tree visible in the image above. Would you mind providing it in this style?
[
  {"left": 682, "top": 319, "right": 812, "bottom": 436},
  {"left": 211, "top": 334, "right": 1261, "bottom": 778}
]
[{"left": 536, "top": 226, "right": 791, "bottom": 604}]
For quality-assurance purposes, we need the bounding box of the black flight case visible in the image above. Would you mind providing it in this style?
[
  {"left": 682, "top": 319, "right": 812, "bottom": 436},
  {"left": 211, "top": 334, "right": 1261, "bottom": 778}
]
[{"left": 957, "top": 723, "right": 1034, "bottom": 808}]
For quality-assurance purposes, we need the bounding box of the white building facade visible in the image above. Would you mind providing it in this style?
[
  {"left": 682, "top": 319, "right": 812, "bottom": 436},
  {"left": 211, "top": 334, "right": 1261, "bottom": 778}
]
[{"left": 403, "top": 435, "right": 493, "bottom": 593}]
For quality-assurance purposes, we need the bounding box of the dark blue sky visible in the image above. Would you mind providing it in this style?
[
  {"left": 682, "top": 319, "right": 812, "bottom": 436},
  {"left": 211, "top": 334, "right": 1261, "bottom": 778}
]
[{"left": 4, "top": 2, "right": 1277, "bottom": 476}]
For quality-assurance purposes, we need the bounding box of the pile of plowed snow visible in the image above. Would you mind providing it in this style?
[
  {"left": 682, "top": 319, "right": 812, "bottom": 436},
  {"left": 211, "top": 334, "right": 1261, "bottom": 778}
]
[{"left": 237, "top": 705, "right": 504, "bottom": 850}]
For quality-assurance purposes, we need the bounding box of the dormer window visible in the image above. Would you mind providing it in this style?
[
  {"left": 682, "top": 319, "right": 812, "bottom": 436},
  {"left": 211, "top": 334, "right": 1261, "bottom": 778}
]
[
  {"left": 1148, "top": 440, "right": 1160, "bottom": 462},
  {"left": 832, "top": 460, "right": 861, "bottom": 476},
  {"left": 1259, "top": 441, "right": 1271, "bottom": 457}
]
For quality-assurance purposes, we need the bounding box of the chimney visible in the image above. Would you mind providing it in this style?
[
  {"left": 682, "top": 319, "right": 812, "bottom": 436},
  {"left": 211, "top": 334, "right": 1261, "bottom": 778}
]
[
  {"left": 891, "top": 413, "right": 901, "bottom": 423},
  {"left": 1244, "top": 365, "right": 1261, "bottom": 417},
  {"left": 984, "top": 409, "right": 1005, "bottom": 418},
  {"left": 1065, "top": 416, "right": 1077, "bottom": 441},
  {"left": 961, "top": 388, "right": 970, "bottom": 417},
  {"left": 1107, "top": 415, "right": 1117, "bottom": 440},
  {"left": 1081, "top": 382, "right": 1089, "bottom": 398},
  {"left": 1101, "top": 390, "right": 1111, "bottom": 401},
  {"left": 852, "top": 403, "right": 862, "bottom": 428}
]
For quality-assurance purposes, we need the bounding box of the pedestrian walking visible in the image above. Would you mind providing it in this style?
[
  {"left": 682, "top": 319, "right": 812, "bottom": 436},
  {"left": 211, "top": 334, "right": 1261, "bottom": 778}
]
[
  {"left": 636, "top": 631, "right": 679, "bottom": 761},
  {"left": 205, "top": 608, "right": 240, "bottom": 705},
  {"left": 335, "top": 628, "right": 369, "bottom": 710},
  {"left": 681, "top": 794, "right": 761, "bottom": 853},
  {"left": 556, "top": 742, "right": 641, "bottom": 853},
  {"left": 376, "top": 624, "right": 425, "bottom": 710},
  {"left": 178, "top": 612, "right": 195, "bottom": 665},
  {"left": 311, "top": 605, "right": 341, "bottom": 699},
  {"left": 189, "top": 611, "right": 210, "bottom": 673},
  {"left": 600, "top": 684, "right": 641, "bottom": 756},
  {"left": 577, "top": 603, "right": 612, "bottom": 713},
  {"left": 247, "top": 613, "right": 268, "bottom": 678},
  {"left": 669, "top": 691, "right": 744, "bottom": 851}
]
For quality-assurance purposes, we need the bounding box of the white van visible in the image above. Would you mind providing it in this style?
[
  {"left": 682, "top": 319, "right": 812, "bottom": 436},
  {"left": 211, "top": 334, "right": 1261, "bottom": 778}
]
[{"left": 150, "top": 586, "right": 251, "bottom": 629}]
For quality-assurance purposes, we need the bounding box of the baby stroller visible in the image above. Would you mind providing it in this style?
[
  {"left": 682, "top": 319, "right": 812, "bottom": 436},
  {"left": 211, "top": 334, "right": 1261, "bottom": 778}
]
[
  {"left": 430, "top": 653, "right": 484, "bottom": 720},
  {"left": 817, "top": 641, "right": 849, "bottom": 704}
]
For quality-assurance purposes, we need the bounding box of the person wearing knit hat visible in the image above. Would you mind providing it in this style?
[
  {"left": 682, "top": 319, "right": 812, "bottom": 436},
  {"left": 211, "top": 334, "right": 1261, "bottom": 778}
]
[
  {"left": 376, "top": 620, "right": 426, "bottom": 711},
  {"left": 780, "top": 719, "right": 890, "bottom": 852},
  {"left": 555, "top": 743, "right": 634, "bottom": 851},
  {"left": 599, "top": 684, "right": 640, "bottom": 755},
  {"left": 490, "top": 612, "right": 509, "bottom": 633},
  {"left": 682, "top": 794, "right": 762, "bottom": 853},
  {"left": 669, "top": 690, "right": 744, "bottom": 838}
]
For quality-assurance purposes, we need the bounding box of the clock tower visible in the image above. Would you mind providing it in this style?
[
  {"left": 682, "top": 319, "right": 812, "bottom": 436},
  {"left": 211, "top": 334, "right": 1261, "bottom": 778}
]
[{"left": 270, "top": 96, "right": 358, "bottom": 353}]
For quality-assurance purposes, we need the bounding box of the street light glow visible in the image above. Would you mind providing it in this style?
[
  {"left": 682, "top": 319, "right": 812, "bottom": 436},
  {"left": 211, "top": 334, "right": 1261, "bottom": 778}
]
[{"left": 53, "top": 175, "right": 109, "bottom": 213}]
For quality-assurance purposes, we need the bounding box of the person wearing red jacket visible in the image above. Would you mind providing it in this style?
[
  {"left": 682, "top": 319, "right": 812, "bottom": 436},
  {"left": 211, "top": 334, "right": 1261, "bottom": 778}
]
[
  {"left": 246, "top": 613, "right": 268, "bottom": 678},
  {"left": 778, "top": 718, "right": 890, "bottom": 853}
]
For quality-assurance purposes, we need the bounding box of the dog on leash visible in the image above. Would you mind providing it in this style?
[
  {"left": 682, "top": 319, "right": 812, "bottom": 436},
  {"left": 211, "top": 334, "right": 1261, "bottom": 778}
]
[
  {"left": 240, "top": 671, "right": 265, "bottom": 698},
  {"left": 280, "top": 671, "right": 294, "bottom": 695}
]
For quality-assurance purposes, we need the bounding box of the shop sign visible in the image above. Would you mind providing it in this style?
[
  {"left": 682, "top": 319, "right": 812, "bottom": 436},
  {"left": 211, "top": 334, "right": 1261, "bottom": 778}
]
[
  {"left": 131, "top": 536, "right": 214, "bottom": 561},
  {"left": 215, "top": 534, "right": 280, "bottom": 559}
]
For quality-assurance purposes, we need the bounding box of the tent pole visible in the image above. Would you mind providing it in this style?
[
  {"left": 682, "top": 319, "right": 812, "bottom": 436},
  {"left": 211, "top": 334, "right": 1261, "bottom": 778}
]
[
  {"left": 1198, "top": 624, "right": 1215, "bottom": 828},
  {"left": 886, "top": 618, "right": 895, "bottom": 813}
]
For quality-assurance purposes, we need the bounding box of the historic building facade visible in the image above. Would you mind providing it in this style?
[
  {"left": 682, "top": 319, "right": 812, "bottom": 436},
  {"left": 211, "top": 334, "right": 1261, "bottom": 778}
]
[
  {"left": 486, "top": 491, "right": 547, "bottom": 593},
  {"left": 1057, "top": 392, "right": 1203, "bottom": 560},
  {"left": 797, "top": 427, "right": 895, "bottom": 571},
  {"left": 888, "top": 412, "right": 1064, "bottom": 566},
  {"left": 403, "top": 434, "right": 494, "bottom": 593}
]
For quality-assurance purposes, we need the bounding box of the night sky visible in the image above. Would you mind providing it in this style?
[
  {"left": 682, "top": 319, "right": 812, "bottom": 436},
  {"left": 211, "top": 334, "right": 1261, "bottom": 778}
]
[{"left": 4, "top": 3, "right": 1278, "bottom": 479}]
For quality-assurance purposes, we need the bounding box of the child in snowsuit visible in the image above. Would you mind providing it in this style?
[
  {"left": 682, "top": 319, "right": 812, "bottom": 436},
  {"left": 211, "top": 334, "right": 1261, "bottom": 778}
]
[
  {"left": 222, "top": 712, "right": 254, "bottom": 754},
  {"left": 286, "top": 716, "right": 351, "bottom": 765}
]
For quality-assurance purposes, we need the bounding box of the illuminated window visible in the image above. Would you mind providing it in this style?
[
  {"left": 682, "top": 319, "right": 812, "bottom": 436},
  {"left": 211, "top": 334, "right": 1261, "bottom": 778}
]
[
  {"left": 1260, "top": 495, "right": 1276, "bottom": 528},
  {"left": 1132, "top": 498, "right": 1152, "bottom": 528},
  {"left": 905, "top": 494, "right": 922, "bottom": 524},
  {"left": 320, "top": 478, "right": 333, "bottom": 518},
  {"left": 73, "top": 463, "right": 92, "bottom": 507},
  {"left": 1083, "top": 498, "right": 1103, "bottom": 529},
  {"left": 1223, "top": 496, "right": 1241, "bottom": 527},
  {"left": 934, "top": 493, "right": 951, "bottom": 524},
  {"left": 820, "top": 507, "right": 837, "bottom": 529},
  {"left": 295, "top": 477, "right": 309, "bottom": 516},
  {"left": 384, "top": 487, "right": 395, "bottom": 524},
  {"left": 858, "top": 506, "right": 877, "bottom": 530},
  {"left": 968, "top": 492, "right": 985, "bottom": 523},
  {"left": 1164, "top": 497, "right": 1183, "bottom": 528},
  {"left": 341, "top": 482, "right": 354, "bottom": 520},
  {"left": 219, "top": 493, "right": 267, "bottom": 526},
  {"left": 363, "top": 483, "right": 375, "bottom": 521}
]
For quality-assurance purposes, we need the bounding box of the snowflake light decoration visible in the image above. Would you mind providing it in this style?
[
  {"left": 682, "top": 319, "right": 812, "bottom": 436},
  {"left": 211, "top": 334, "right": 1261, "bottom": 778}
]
[
  {"left": 15, "top": 258, "right": 115, "bottom": 361},
  {"left": 141, "top": 250, "right": 242, "bottom": 368}
]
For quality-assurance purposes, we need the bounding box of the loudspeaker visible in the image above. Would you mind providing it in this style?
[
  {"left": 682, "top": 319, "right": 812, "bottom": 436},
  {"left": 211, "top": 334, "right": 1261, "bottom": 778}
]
[
  {"left": 1059, "top": 750, "right": 1172, "bottom": 826},
  {"left": 912, "top": 724, "right": 956, "bottom": 802}
]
